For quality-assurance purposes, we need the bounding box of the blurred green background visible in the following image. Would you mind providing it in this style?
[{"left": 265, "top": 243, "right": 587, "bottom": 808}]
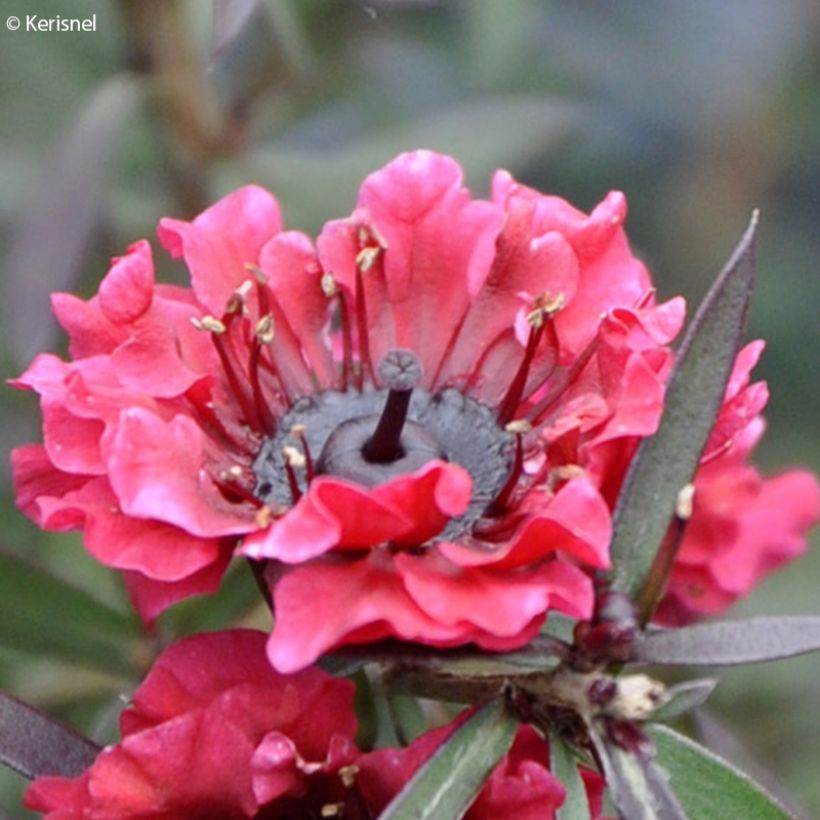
[{"left": 1, "top": 0, "right": 818, "bottom": 816}]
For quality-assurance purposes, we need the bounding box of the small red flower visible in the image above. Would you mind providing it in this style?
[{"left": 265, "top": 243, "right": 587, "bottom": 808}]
[
  {"left": 656, "top": 343, "right": 820, "bottom": 624},
  {"left": 356, "top": 717, "right": 604, "bottom": 819},
  {"left": 12, "top": 150, "right": 687, "bottom": 669},
  {"left": 24, "top": 630, "right": 360, "bottom": 819}
]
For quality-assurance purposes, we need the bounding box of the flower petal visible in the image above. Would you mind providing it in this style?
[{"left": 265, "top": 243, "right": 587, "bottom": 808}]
[{"left": 158, "top": 185, "right": 282, "bottom": 314}]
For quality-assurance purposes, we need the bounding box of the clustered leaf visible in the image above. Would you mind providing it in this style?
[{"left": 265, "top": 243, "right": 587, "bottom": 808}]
[
  {"left": 379, "top": 699, "right": 518, "bottom": 820},
  {"left": 609, "top": 212, "right": 758, "bottom": 602}
]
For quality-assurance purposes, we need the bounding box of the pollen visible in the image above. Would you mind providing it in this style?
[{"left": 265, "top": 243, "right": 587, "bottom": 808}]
[
  {"left": 356, "top": 245, "right": 381, "bottom": 272},
  {"left": 282, "top": 446, "right": 306, "bottom": 469},
  {"left": 321, "top": 272, "right": 337, "bottom": 297},
  {"left": 191, "top": 315, "right": 227, "bottom": 334},
  {"left": 338, "top": 764, "right": 359, "bottom": 788},
  {"left": 255, "top": 313, "right": 275, "bottom": 344}
]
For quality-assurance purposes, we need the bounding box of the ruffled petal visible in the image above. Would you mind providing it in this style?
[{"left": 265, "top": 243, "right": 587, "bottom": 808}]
[{"left": 158, "top": 185, "right": 282, "bottom": 314}]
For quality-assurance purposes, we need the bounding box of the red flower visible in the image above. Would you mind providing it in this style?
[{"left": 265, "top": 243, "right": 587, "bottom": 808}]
[
  {"left": 356, "top": 717, "right": 604, "bottom": 819},
  {"left": 12, "top": 150, "right": 684, "bottom": 669},
  {"left": 656, "top": 343, "right": 820, "bottom": 624},
  {"left": 25, "top": 630, "right": 361, "bottom": 819}
]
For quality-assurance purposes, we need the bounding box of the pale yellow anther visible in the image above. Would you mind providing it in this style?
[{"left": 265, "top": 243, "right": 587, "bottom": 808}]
[
  {"left": 321, "top": 804, "right": 343, "bottom": 818},
  {"left": 191, "top": 315, "right": 227, "bottom": 334},
  {"left": 282, "top": 446, "right": 306, "bottom": 469},
  {"left": 338, "top": 764, "right": 359, "bottom": 788},
  {"left": 676, "top": 483, "right": 695, "bottom": 520},
  {"left": 321, "top": 272, "right": 337, "bottom": 298},
  {"left": 528, "top": 291, "right": 566, "bottom": 327},
  {"left": 356, "top": 245, "right": 380, "bottom": 272},
  {"left": 224, "top": 295, "right": 243, "bottom": 316},
  {"left": 505, "top": 419, "right": 533, "bottom": 434},
  {"left": 255, "top": 313, "right": 275, "bottom": 344},
  {"left": 290, "top": 423, "right": 307, "bottom": 438},
  {"left": 219, "top": 465, "right": 245, "bottom": 482}
]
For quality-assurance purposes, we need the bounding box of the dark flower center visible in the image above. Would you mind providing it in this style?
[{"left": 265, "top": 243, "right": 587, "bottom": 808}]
[{"left": 253, "top": 349, "right": 515, "bottom": 539}]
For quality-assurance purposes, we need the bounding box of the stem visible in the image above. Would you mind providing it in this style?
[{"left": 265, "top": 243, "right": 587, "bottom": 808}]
[{"left": 116, "top": 0, "right": 234, "bottom": 215}]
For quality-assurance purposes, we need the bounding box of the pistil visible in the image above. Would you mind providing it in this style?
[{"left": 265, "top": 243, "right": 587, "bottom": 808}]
[{"left": 362, "top": 349, "right": 422, "bottom": 463}]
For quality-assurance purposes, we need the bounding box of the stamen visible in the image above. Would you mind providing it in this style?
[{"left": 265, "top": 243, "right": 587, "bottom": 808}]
[
  {"left": 282, "top": 447, "right": 304, "bottom": 503},
  {"left": 214, "top": 468, "right": 264, "bottom": 508},
  {"left": 185, "top": 382, "right": 246, "bottom": 452},
  {"left": 527, "top": 330, "right": 599, "bottom": 425},
  {"left": 496, "top": 323, "right": 545, "bottom": 425},
  {"left": 248, "top": 340, "right": 275, "bottom": 434},
  {"left": 487, "top": 431, "right": 524, "bottom": 515},
  {"left": 354, "top": 267, "right": 375, "bottom": 388},
  {"left": 291, "top": 424, "right": 315, "bottom": 482},
  {"left": 362, "top": 349, "right": 422, "bottom": 464},
  {"left": 207, "top": 322, "right": 262, "bottom": 432},
  {"left": 337, "top": 288, "right": 355, "bottom": 390}
]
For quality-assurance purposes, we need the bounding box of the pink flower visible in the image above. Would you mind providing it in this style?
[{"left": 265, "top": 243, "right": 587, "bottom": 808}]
[
  {"left": 24, "top": 630, "right": 361, "bottom": 819},
  {"left": 657, "top": 346, "right": 820, "bottom": 623},
  {"left": 12, "top": 150, "right": 683, "bottom": 670},
  {"left": 356, "top": 718, "right": 605, "bottom": 819}
]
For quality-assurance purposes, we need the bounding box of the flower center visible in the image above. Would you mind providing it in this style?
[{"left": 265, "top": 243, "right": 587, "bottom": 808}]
[{"left": 252, "top": 349, "right": 515, "bottom": 539}]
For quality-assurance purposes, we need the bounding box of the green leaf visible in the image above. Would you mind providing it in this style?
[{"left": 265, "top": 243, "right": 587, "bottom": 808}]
[
  {"left": 632, "top": 617, "right": 820, "bottom": 666},
  {"left": 590, "top": 729, "right": 688, "bottom": 820},
  {"left": 379, "top": 699, "right": 518, "bottom": 820},
  {"left": 609, "top": 213, "right": 758, "bottom": 601},
  {"left": 549, "top": 730, "right": 590, "bottom": 820},
  {"left": 0, "top": 551, "right": 138, "bottom": 675},
  {"left": 647, "top": 724, "right": 793, "bottom": 820},
  {"left": 0, "top": 693, "right": 100, "bottom": 780},
  {"left": 161, "top": 561, "right": 265, "bottom": 636},
  {"left": 649, "top": 678, "right": 717, "bottom": 722}
]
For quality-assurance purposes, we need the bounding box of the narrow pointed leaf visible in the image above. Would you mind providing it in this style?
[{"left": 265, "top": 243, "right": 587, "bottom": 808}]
[
  {"left": 379, "top": 698, "right": 517, "bottom": 820},
  {"left": 549, "top": 730, "right": 590, "bottom": 820},
  {"left": 0, "top": 694, "right": 100, "bottom": 780},
  {"left": 590, "top": 730, "right": 688, "bottom": 820},
  {"left": 609, "top": 213, "right": 757, "bottom": 599},
  {"left": 647, "top": 725, "right": 792, "bottom": 819},
  {"left": 649, "top": 678, "right": 718, "bottom": 722},
  {"left": 632, "top": 617, "right": 820, "bottom": 666},
  {"left": 0, "top": 551, "right": 138, "bottom": 675}
]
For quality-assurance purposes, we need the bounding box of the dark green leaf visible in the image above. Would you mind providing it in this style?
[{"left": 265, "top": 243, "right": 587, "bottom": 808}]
[
  {"left": 0, "top": 551, "right": 138, "bottom": 675},
  {"left": 609, "top": 213, "right": 757, "bottom": 600},
  {"left": 632, "top": 617, "right": 820, "bottom": 666},
  {"left": 649, "top": 678, "right": 717, "bottom": 722},
  {"left": 379, "top": 699, "right": 517, "bottom": 820},
  {"left": 647, "top": 724, "right": 793, "bottom": 819},
  {"left": 4, "top": 75, "right": 142, "bottom": 365},
  {"left": 0, "top": 693, "right": 100, "bottom": 780},
  {"left": 549, "top": 730, "right": 590, "bottom": 820},
  {"left": 161, "top": 561, "right": 265, "bottom": 636}
]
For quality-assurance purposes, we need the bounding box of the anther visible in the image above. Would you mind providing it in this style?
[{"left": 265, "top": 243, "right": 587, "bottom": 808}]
[
  {"left": 255, "top": 314, "right": 275, "bottom": 344},
  {"left": 362, "top": 350, "right": 422, "bottom": 463},
  {"left": 191, "top": 315, "right": 226, "bottom": 334},
  {"left": 321, "top": 272, "right": 337, "bottom": 298}
]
